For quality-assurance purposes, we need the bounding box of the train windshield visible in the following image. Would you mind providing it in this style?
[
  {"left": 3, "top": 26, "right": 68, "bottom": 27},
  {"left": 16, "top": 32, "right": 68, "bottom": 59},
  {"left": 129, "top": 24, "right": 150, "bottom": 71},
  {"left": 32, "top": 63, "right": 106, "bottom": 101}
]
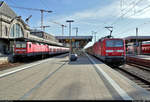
[
  {"left": 16, "top": 43, "right": 26, "bottom": 48},
  {"left": 106, "top": 40, "right": 123, "bottom": 47}
]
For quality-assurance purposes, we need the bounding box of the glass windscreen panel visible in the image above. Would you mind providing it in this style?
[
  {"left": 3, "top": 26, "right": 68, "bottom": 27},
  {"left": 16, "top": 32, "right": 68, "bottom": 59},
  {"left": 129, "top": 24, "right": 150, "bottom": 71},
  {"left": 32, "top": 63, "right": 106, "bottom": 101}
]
[
  {"left": 16, "top": 43, "right": 26, "bottom": 48},
  {"left": 106, "top": 40, "right": 123, "bottom": 47},
  {"left": 16, "top": 44, "right": 21, "bottom": 48},
  {"left": 22, "top": 44, "right": 26, "bottom": 48}
]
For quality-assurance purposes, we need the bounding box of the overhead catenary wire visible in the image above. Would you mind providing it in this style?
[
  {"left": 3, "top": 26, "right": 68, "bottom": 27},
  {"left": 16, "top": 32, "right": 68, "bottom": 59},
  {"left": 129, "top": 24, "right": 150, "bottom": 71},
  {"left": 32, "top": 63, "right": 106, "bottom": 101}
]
[
  {"left": 39, "top": 0, "right": 54, "bottom": 16},
  {"left": 9, "top": 5, "right": 52, "bottom": 31},
  {"left": 117, "top": 20, "right": 150, "bottom": 36},
  {"left": 121, "top": 0, "right": 138, "bottom": 13},
  {"left": 39, "top": 0, "right": 50, "bottom": 10},
  {"left": 91, "top": 0, "right": 149, "bottom": 42},
  {"left": 93, "top": 0, "right": 143, "bottom": 37},
  {"left": 81, "top": 1, "right": 130, "bottom": 38},
  {"left": 50, "top": 21, "right": 67, "bottom": 36},
  {"left": 95, "top": 0, "right": 149, "bottom": 40},
  {"left": 122, "top": 0, "right": 150, "bottom": 17},
  {"left": 114, "top": 3, "right": 150, "bottom": 36},
  {"left": 5, "top": 0, "right": 17, "bottom": 5},
  {"left": 111, "top": 0, "right": 144, "bottom": 26},
  {"left": 9, "top": 5, "right": 50, "bottom": 12},
  {"left": 114, "top": 4, "right": 150, "bottom": 28}
]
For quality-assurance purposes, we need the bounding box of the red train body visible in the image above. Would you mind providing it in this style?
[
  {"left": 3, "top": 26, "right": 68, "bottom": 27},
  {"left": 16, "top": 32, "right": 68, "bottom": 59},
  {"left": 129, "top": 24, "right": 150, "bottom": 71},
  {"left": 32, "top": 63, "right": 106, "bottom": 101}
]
[
  {"left": 127, "top": 42, "right": 150, "bottom": 55},
  {"left": 142, "top": 43, "right": 150, "bottom": 54},
  {"left": 86, "top": 37, "right": 126, "bottom": 66},
  {"left": 14, "top": 41, "right": 69, "bottom": 57}
]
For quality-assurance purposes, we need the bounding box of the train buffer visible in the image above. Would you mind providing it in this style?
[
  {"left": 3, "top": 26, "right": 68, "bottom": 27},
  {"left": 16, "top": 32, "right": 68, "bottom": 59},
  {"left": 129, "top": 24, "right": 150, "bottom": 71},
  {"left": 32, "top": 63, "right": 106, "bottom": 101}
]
[{"left": 0, "top": 53, "right": 150, "bottom": 100}]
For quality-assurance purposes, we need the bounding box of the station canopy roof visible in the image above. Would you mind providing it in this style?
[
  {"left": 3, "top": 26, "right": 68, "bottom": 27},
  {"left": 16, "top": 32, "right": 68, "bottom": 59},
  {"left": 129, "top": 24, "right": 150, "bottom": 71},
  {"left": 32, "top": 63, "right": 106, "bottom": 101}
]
[
  {"left": 55, "top": 36, "right": 92, "bottom": 40},
  {"left": 0, "top": 1, "right": 17, "bottom": 18},
  {"left": 7, "top": 37, "right": 63, "bottom": 47},
  {"left": 55, "top": 36, "right": 93, "bottom": 48},
  {"left": 124, "top": 36, "right": 150, "bottom": 43}
]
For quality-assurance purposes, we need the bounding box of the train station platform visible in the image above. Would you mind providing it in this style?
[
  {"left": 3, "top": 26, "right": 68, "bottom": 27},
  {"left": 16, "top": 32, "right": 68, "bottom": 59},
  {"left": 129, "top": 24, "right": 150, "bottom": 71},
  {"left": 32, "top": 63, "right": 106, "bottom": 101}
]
[
  {"left": 0, "top": 56, "right": 8, "bottom": 64},
  {"left": 0, "top": 54, "right": 150, "bottom": 100},
  {"left": 126, "top": 54, "right": 150, "bottom": 67}
]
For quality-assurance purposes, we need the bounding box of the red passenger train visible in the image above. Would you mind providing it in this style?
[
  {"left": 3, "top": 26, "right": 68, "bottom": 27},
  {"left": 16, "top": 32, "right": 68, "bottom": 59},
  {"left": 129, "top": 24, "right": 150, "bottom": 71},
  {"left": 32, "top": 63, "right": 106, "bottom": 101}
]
[
  {"left": 14, "top": 41, "right": 69, "bottom": 57},
  {"left": 142, "top": 42, "right": 150, "bottom": 54},
  {"left": 127, "top": 41, "right": 150, "bottom": 55},
  {"left": 86, "top": 36, "right": 126, "bottom": 66}
]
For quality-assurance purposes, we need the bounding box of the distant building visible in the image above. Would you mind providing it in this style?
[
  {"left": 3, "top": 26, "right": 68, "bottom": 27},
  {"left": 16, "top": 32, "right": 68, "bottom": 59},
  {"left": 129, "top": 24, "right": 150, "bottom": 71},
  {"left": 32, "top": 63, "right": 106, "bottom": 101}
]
[
  {"left": 30, "top": 29, "right": 59, "bottom": 43},
  {"left": 0, "top": 1, "right": 61, "bottom": 56},
  {"left": 0, "top": 1, "right": 30, "bottom": 55}
]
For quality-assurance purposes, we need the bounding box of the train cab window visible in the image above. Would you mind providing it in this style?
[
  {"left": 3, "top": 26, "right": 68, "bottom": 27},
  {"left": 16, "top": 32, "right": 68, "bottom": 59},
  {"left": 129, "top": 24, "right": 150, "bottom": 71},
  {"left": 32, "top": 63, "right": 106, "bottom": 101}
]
[
  {"left": 115, "top": 41, "right": 123, "bottom": 47},
  {"left": 106, "top": 40, "right": 123, "bottom": 47},
  {"left": 16, "top": 43, "right": 26, "bottom": 48},
  {"left": 16, "top": 44, "right": 21, "bottom": 48},
  {"left": 22, "top": 44, "right": 26, "bottom": 48}
]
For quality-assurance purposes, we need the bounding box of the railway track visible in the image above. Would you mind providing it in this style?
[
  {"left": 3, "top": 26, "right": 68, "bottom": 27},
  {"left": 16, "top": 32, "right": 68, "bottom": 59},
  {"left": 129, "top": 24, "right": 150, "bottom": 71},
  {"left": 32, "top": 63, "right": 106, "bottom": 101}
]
[
  {"left": 127, "top": 63, "right": 150, "bottom": 72},
  {"left": 116, "top": 64, "right": 150, "bottom": 91}
]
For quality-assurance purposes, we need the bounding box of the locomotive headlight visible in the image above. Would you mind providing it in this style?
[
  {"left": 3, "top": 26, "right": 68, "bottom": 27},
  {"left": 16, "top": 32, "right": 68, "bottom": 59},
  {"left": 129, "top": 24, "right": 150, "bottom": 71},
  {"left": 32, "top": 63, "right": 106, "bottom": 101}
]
[
  {"left": 117, "top": 50, "right": 124, "bottom": 52},
  {"left": 106, "top": 50, "right": 113, "bottom": 52}
]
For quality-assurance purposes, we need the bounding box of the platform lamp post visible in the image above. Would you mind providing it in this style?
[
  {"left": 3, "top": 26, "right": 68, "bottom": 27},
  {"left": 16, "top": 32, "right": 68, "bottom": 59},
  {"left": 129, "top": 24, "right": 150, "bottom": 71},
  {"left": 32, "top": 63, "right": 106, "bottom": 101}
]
[
  {"left": 66, "top": 20, "right": 74, "bottom": 55},
  {"left": 73, "top": 27, "right": 78, "bottom": 36},
  {"left": 136, "top": 27, "right": 139, "bottom": 55},
  {"left": 92, "top": 31, "right": 97, "bottom": 42},
  {"left": 94, "top": 32, "right": 97, "bottom": 42},
  {"left": 73, "top": 27, "right": 79, "bottom": 50}
]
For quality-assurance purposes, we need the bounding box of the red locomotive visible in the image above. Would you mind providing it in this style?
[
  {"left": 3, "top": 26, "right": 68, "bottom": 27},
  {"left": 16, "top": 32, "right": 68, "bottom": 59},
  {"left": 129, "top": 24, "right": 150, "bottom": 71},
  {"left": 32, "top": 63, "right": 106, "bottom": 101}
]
[
  {"left": 14, "top": 41, "right": 69, "bottom": 58},
  {"left": 86, "top": 36, "right": 126, "bottom": 66}
]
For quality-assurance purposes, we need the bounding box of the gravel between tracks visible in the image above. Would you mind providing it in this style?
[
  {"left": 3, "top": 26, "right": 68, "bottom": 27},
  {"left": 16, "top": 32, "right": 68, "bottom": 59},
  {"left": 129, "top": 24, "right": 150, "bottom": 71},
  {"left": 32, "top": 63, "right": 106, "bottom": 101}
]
[
  {"left": 0, "top": 62, "right": 24, "bottom": 71},
  {"left": 120, "top": 64, "right": 150, "bottom": 83}
]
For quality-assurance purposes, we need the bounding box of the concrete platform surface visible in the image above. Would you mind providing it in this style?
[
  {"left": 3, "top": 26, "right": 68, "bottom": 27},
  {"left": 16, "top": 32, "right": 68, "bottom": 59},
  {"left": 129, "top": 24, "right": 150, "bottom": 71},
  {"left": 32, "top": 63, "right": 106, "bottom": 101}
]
[
  {"left": 0, "top": 56, "right": 8, "bottom": 64},
  {"left": 87, "top": 54, "right": 150, "bottom": 100},
  {"left": 0, "top": 53, "right": 150, "bottom": 100}
]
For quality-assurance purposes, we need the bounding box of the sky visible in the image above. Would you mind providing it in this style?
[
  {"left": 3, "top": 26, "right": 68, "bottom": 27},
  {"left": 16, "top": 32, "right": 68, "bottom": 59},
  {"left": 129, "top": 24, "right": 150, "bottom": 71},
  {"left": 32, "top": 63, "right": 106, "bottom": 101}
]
[{"left": 2, "top": 0, "right": 150, "bottom": 48}]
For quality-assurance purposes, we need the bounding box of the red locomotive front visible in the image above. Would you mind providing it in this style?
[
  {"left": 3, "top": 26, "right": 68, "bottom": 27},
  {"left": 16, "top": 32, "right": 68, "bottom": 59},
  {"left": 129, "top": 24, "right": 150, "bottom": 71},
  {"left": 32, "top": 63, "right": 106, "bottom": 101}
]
[
  {"left": 104, "top": 39, "right": 125, "bottom": 65},
  {"left": 14, "top": 42, "right": 27, "bottom": 56},
  {"left": 92, "top": 37, "right": 126, "bottom": 66}
]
